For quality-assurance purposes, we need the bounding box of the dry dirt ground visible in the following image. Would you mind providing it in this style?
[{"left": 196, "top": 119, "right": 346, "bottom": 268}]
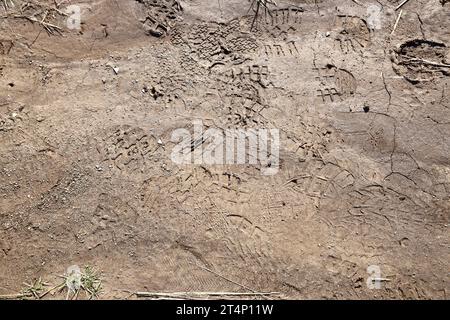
[{"left": 0, "top": 0, "right": 449, "bottom": 299}]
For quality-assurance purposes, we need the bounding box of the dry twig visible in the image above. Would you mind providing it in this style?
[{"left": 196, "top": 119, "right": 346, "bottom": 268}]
[
  {"left": 391, "top": 9, "right": 403, "bottom": 35},
  {"left": 135, "top": 291, "right": 280, "bottom": 299}
]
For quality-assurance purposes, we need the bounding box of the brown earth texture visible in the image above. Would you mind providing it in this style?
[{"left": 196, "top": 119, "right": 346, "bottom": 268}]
[{"left": 0, "top": 0, "right": 449, "bottom": 299}]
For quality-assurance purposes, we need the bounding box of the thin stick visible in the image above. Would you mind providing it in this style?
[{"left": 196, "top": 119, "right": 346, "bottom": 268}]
[
  {"left": 135, "top": 291, "right": 280, "bottom": 298},
  {"left": 391, "top": 9, "right": 403, "bottom": 35},
  {"left": 2, "top": 0, "right": 14, "bottom": 11},
  {"left": 13, "top": 15, "right": 63, "bottom": 31},
  {"left": 396, "top": 0, "right": 410, "bottom": 10}
]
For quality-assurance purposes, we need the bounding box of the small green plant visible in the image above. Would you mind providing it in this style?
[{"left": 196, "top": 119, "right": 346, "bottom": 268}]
[{"left": 2, "top": 0, "right": 15, "bottom": 11}]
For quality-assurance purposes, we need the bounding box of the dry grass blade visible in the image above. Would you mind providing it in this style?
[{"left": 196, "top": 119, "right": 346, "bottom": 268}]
[
  {"left": 396, "top": 0, "right": 411, "bottom": 10},
  {"left": 0, "top": 277, "right": 49, "bottom": 300},
  {"left": 2, "top": 0, "right": 15, "bottom": 11},
  {"left": 13, "top": 14, "right": 63, "bottom": 35}
]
